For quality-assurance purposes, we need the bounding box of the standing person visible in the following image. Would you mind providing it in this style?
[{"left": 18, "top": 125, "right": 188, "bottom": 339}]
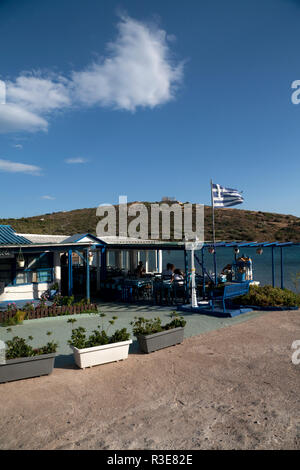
[{"left": 135, "top": 261, "right": 146, "bottom": 278}]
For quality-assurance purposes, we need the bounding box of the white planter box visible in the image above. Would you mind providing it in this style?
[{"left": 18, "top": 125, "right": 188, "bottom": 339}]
[{"left": 72, "top": 340, "right": 132, "bottom": 369}]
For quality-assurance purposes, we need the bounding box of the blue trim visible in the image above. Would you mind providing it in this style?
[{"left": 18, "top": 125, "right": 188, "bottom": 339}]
[
  {"left": 184, "top": 249, "right": 189, "bottom": 302},
  {"left": 86, "top": 248, "right": 90, "bottom": 301},
  {"left": 68, "top": 250, "right": 73, "bottom": 296},
  {"left": 63, "top": 233, "right": 102, "bottom": 244},
  {"left": 74, "top": 250, "right": 85, "bottom": 262},
  {"left": 280, "top": 247, "right": 284, "bottom": 289},
  {"left": 271, "top": 246, "right": 275, "bottom": 287},
  {"left": 100, "top": 247, "right": 107, "bottom": 280}
]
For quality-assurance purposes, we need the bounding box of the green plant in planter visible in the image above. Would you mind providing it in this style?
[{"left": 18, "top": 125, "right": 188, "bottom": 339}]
[
  {"left": 110, "top": 328, "right": 131, "bottom": 343},
  {"left": 62, "top": 295, "right": 74, "bottom": 306},
  {"left": 68, "top": 316, "right": 130, "bottom": 349},
  {"left": 131, "top": 312, "right": 186, "bottom": 337},
  {"left": 166, "top": 311, "right": 187, "bottom": 330},
  {"left": 6, "top": 303, "right": 17, "bottom": 312},
  {"left": 5, "top": 333, "right": 57, "bottom": 360},
  {"left": 23, "top": 302, "right": 35, "bottom": 313},
  {"left": 131, "top": 317, "right": 163, "bottom": 336},
  {"left": 6, "top": 337, "right": 34, "bottom": 359}
]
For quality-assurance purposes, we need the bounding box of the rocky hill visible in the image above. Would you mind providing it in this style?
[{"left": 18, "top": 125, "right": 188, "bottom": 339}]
[{"left": 1, "top": 204, "right": 300, "bottom": 242}]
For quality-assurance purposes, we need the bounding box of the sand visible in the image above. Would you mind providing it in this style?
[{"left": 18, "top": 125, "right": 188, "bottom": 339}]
[{"left": 0, "top": 310, "right": 299, "bottom": 450}]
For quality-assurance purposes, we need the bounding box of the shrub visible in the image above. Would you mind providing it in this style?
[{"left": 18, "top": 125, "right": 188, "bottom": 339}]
[
  {"left": 23, "top": 302, "right": 35, "bottom": 313},
  {"left": 131, "top": 312, "right": 186, "bottom": 336},
  {"left": 68, "top": 315, "right": 130, "bottom": 349},
  {"left": 1, "top": 310, "right": 27, "bottom": 326},
  {"left": 5, "top": 335, "right": 57, "bottom": 360},
  {"left": 235, "top": 285, "right": 300, "bottom": 307},
  {"left": 52, "top": 295, "right": 97, "bottom": 311}
]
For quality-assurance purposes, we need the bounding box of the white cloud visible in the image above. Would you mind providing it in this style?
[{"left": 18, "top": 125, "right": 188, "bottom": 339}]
[
  {"left": 41, "top": 195, "right": 55, "bottom": 200},
  {"left": 0, "top": 103, "right": 47, "bottom": 134},
  {"left": 0, "top": 15, "right": 183, "bottom": 134},
  {"left": 7, "top": 75, "right": 70, "bottom": 113},
  {"left": 72, "top": 16, "right": 183, "bottom": 111},
  {"left": 12, "top": 143, "right": 23, "bottom": 149},
  {"left": 65, "top": 157, "right": 88, "bottom": 164},
  {"left": 0, "top": 159, "right": 42, "bottom": 175}
]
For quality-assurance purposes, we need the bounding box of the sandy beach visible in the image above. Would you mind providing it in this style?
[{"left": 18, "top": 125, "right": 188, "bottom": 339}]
[{"left": 0, "top": 310, "right": 299, "bottom": 450}]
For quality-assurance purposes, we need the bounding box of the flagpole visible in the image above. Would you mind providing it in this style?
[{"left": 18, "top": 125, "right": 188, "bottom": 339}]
[{"left": 210, "top": 179, "right": 217, "bottom": 285}]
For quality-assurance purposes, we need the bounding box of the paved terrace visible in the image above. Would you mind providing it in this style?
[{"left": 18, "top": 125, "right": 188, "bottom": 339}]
[{"left": 0, "top": 302, "right": 264, "bottom": 366}]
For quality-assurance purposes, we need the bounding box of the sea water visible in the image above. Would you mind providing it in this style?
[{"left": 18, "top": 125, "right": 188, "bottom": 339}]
[{"left": 141, "top": 246, "right": 300, "bottom": 292}]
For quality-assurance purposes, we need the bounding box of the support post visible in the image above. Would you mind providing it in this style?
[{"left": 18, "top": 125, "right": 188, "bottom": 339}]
[
  {"left": 191, "top": 248, "right": 197, "bottom": 308},
  {"left": 86, "top": 249, "right": 90, "bottom": 302},
  {"left": 145, "top": 250, "right": 149, "bottom": 273},
  {"left": 184, "top": 249, "right": 189, "bottom": 303},
  {"left": 271, "top": 246, "right": 275, "bottom": 287},
  {"left": 100, "top": 247, "right": 107, "bottom": 281},
  {"left": 115, "top": 250, "right": 122, "bottom": 269},
  {"left": 68, "top": 250, "right": 73, "bottom": 296},
  {"left": 129, "top": 250, "right": 136, "bottom": 273},
  {"left": 210, "top": 179, "right": 217, "bottom": 285},
  {"left": 201, "top": 246, "right": 205, "bottom": 298},
  {"left": 96, "top": 250, "right": 101, "bottom": 291},
  {"left": 158, "top": 250, "right": 163, "bottom": 273},
  {"left": 280, "top": 247, "right": 284, "bottom": 289},
  {"left": 53, "top": 252, "right": 61, "bottom": 291}
]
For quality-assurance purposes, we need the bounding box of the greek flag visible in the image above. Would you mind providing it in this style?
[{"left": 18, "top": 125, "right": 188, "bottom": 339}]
[{"left": 212, "top": 183, "right": 244, "bottom": 208}]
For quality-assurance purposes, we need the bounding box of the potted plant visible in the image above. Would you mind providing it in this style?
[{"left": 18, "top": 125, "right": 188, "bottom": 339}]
[
  {"left": 0, "top": 333, "right": 57, "bottom": 383},
  {"left": 68, "top": 315, "right": 132, "bottom": 369},
  {"left": 131, "top": 312, "right": 186, "bottom": 354},
  {"left": 16, "top": 248, "right": 25, "bottom": 268}
]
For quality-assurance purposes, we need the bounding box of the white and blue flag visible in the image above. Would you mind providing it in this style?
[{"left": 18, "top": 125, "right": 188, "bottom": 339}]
[{"left": 212, "top": 183, "right": 244, "bottom": 208}]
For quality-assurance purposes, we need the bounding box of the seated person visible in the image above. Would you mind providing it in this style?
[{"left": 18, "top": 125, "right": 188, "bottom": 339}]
[
  {"left": 221, "top": 264, "right": 233, "bottom": 281},
  {"left": 173, "top": 268, "right": 184, "bottom": 282},
  {"left": 161, "top": 263, "right": 175, "bottom": 280},
  {"left": 135, "top": 261, "right": 146, "bottom": 278}
]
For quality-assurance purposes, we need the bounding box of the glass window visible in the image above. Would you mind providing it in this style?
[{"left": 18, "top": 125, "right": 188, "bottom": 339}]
[
  {"left": 37, "top": 269, "right": 52, "bottom": 283},
  {"left": 15, "top": 271, "right": 32, "bottom": 284}
]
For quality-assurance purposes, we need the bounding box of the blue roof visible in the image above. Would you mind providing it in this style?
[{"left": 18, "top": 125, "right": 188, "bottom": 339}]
[
  {"left": 61, "top": 233, "right": 101, "bottom": 244},
  {"left": 204, "top": 241, "right": 300, "bottom": 248},
  {"left": 0, "top": 225, "right": 31, "bottom": 245}
]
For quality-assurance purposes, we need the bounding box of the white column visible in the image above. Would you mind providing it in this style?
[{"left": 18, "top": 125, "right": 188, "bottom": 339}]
[
  {"left": 158, "top": 250, "right": 163, "bottom": 273},
  {"left": 145, "top": 251, "right": 149, "bottom": 273},
  {"left": 124, "top": 251, "right": 129, "bottom": 271},
  {"left": 53, "top": 252, "right": 61, "bottom": 290},
  {"left": 154, "top": 250, "right": 158, "bottom": 272},
  {"left": 96, "top": 250, "right": 101, "bottom": 290},
  {"left": 115, "top": 250, "right": 122, "bottom": 269}
]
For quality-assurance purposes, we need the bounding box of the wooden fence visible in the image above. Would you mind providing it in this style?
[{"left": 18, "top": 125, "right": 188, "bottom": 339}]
[{"left": 0, "top": 304, "right": 98, "bottom": 323}]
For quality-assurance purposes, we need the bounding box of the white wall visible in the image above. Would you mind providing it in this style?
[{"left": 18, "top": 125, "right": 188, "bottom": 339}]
[{"left": 0, "top": 282, "right": 51, "bottom": 302}]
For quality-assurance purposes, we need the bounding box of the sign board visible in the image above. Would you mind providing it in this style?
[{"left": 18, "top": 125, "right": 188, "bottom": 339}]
[{"left": 0, "top": 250, "right": 14, "bottom": 258}]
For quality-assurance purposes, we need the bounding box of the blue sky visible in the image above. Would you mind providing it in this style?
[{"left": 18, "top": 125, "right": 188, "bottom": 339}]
[{"left": 1, "top": 0, "right": 300, "bottom": 218}]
